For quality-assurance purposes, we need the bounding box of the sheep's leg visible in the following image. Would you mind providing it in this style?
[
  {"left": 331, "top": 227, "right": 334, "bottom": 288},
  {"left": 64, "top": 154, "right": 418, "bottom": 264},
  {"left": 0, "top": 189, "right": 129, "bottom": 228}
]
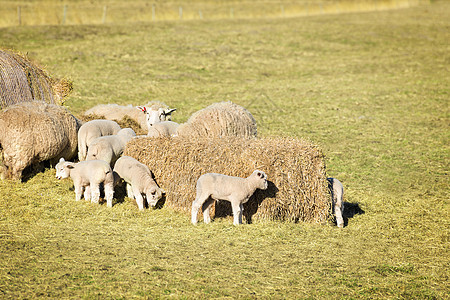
[
  {"left": 90, "top": 183, "right": 100, "bottom": 204},
  {"left": 231, "top": 201, "right": 243, "bottom": 225},
  {"left": 74, "top": 185, "right": 83, "bottom": 201},
  {"left": 84, "top": 185, "right": 91, "bottom": 201},
  {"left": 336, "top": 202, "right": 344, "bottom": 228},
  {"left": 104, "top": 182, "right": 114, "bottom": 208},
  {"left": 191, "top": 194, "right": 208, "bottom": 225},
  {"left": 202, "top": 198, "right": 215, "bottom": 224},
  {"left": 134, "top": 188, "right": 145, "bottom": 210},
  {"left": 126, "top": 183, "right": 134, "bottom": 199}
]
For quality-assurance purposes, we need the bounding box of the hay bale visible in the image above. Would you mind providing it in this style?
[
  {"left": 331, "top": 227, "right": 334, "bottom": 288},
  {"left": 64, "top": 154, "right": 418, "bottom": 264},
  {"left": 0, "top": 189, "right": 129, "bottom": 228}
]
[
  {"left": 176, "top": 101, "right": 257, "bottom": 138},
  {"left": 124, "top": 136, "right": 331, "bottom": 224},
  {"left": 0, "top": 49, "right": 72, "bottom": 109}
]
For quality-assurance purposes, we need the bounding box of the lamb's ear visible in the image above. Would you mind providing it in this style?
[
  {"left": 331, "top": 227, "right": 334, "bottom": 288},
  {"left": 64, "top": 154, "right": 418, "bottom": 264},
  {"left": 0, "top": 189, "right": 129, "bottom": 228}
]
[
  {"left": 163, "top": 108, "right": 177, "bottom": 116},
  {"left": 136, "top": 106, "right": 147, "bottom": 113},
  {"left": 66, "top": 164, "right": 75, "bottom": 169},
  {"left": 59, "top": 157, "right": 65, "bottom": 163}
]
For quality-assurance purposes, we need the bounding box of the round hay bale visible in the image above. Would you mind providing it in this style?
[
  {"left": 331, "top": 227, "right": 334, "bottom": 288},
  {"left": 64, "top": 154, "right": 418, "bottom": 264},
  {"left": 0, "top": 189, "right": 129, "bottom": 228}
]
[
  {"left": 176, "top": 101, "right": 257, "bottom": 138},
  {"left": 124, "top": 136, "right": 331, "bottom": 224},
  {"left": 0, "top": 49, "right": 73, "bottom": 109}
]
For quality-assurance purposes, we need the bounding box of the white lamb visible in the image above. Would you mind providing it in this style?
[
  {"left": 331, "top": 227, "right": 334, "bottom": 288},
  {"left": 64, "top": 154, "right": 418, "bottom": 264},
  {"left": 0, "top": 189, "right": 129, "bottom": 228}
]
[
  {"left": 147, "top": 121, "right": 180, "bottom": 138},
  {"left": 191, "top": 170, "right": 268, "bottom": 225},
  {"left": 55, "top": 158, "right": 115, "bottom": 207},
  {"left": 78, "top": 120, "right": 122, "bottom": 161},
  {"left": 86, "top": 128, "right": 136, "bottom": 166},
  {"left": 328, "top": 177, "right": 345, "bottom": 228},
  {"left": 113, "top": 156, "right": 165, "bottom": 210}
]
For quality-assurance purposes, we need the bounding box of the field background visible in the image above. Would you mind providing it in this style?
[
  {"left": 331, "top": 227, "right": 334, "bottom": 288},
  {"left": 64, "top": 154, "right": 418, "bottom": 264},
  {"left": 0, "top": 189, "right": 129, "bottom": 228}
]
[{"left": 0, "top": 0, "right": 448, "bottom": 298}]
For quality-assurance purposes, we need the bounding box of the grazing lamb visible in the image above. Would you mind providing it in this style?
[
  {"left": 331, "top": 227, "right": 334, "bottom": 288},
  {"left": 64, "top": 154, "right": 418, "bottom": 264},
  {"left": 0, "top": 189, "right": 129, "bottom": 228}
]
[
  {"left": 55, "top": 158, "right": 115, "bottom": 207},
  {"left": 113, "top": 156, "right": 165, "bottom": 210},
  {"left": 191, "top": 170, "right": 268, "bottom": 225},
  {"left": 77, "top": 119, "right": 122, "bottom": 161},
  {"left": 86, "top": 128, "right": 136, "bottom": 166},
  {"left": 147, "top": 121, "right": 180, "bottom": 137},
  {"left": 0, "top": 101, "right": 81, "bottom": 181},
  {"left": 176, "top": 101, "right": 257, "bottom": 138},
  {"left": 328, "top": 178, "right": 345, "bottom": 228}
]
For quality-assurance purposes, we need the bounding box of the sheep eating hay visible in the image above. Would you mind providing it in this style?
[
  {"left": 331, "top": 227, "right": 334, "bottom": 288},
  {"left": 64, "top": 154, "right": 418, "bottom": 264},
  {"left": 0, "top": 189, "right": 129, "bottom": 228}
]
[
  {"left": 176, "top": 101, "right": 257, "bottom": 138},
  {"left": 124, "top": 136, "right": 331, "bottom": 224},
  {"left": 0, "top": 101, "right": 81, "bottom": 181}
]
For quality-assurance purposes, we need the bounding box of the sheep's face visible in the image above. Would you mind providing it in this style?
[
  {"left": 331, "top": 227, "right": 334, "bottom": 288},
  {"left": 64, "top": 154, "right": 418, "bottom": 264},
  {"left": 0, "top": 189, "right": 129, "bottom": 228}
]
[
  {"left": 253, "top": 170, "right": 268, "bottom": 190},
  {"left": 139, "top": 107, "right": 177, "bottom": 127},
  {"left": 55, "top": 160, "right": 73, "bottom": 179},
  {"left": 145, "top": 186, "right": 164, "bottom": 207}
]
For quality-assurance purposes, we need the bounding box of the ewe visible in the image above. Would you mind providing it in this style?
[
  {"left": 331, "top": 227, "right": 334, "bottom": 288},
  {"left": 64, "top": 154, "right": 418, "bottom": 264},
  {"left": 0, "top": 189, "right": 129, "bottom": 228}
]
[
  {"left": 113, "top": 156, "right": 165, "bottom": 210},
  {"left": 191, "top": 170, "right": 268, "bottom": 225},
  {"left": 55, "top": 158, "right": 115, "bottom": 207}
]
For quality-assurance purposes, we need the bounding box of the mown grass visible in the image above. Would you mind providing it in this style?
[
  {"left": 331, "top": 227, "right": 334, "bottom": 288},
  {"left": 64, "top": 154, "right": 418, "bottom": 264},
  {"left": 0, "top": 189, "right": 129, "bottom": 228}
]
[{"left": 0, "top": 0, "right": 449, "bottom": 298}]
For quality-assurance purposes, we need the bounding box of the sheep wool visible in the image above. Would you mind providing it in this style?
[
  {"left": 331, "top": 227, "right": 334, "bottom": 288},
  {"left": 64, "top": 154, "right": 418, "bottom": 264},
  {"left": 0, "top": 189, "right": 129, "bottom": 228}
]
[
  {"left": 176, "top": 101, "right": 257, "bottom": 138},
  {"left": 0, "top": 101, "right": 81, "bottom": 180}
]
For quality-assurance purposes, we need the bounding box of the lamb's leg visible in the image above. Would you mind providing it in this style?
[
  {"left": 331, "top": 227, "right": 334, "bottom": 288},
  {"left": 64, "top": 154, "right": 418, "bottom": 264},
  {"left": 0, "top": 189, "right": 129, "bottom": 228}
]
[
  {"left": 231, "top": 201, "right": 243, "bottom": 225},
  {"left": 134, "top": 187, "right": 145, "bottom": 210},
  {"left": 202, "top": 198, "right": 215, "bottom": 224},
  {"left": 191, "top": 193, "right": 208, "bottom": 225},
  {"left": 74, "top": 185, "right": 83, "bottom": 201},
  {"left": 104, "top": 182, "right": 114, "bottom": 208},
  {"left": 90, "top": 183, "right": 100, "bottom": 204},
  {"left": 84, "top": 185, "right": 91, "bottom": 201},
  {"left": 126, "top": 183, "right": 134, "bottom": 199}
]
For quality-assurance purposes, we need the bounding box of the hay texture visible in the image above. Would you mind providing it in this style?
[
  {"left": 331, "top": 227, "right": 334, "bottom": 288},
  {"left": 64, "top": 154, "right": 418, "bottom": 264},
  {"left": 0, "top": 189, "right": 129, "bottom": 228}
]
[
  {"left": 176, "top": 101, "right": 257, "bottom": 138},
  {"left": 0, "top": 49, "right": 72, "bottom": 109},
  {"left": 124, "top": 136, "right": 330, "bottom": 223}
]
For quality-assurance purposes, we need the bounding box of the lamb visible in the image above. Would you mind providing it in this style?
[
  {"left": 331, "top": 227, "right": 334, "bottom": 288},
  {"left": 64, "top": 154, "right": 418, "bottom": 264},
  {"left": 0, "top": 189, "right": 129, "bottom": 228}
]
[
  {"left": 176, "top": 101, "right": 257, "bottom": 138},
  {"left": 77, "top": 119, "right": 122, "bottom": 161},
  {"left": 147, "top": 121, "right": 180, "bottom": 137},
  {"left": 328, "top": 178, "right": 345, "bottom": 228},
  {"left": 191, "top": 170, "right": 268, "bottom": 225},
  {"left": 113, "top": 156, "right": 165, "bottom": 210},
  {"left": 0, "top": 101, "right": 81, "bottom": 181},
  {"left": 86, "top": 128, "right": 136, "bottom": 166},
  {"left": 55, "top": 158, "right": 115, "bottom": 207},
  {"left": 84, "top": 101, "right": 176, "bottom": 131}
]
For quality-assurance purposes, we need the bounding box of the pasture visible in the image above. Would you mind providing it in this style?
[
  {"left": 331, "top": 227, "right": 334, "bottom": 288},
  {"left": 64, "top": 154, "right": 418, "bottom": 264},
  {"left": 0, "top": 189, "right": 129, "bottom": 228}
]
[{"left": 0, "top": 0, "right": 448, "bottom": 298}]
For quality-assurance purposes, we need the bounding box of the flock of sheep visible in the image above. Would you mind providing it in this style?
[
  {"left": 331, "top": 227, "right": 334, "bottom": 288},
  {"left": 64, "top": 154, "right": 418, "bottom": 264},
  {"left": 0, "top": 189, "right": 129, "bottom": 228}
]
[{"left": 0, "top": 100, "right": 344, "bottom": 227}]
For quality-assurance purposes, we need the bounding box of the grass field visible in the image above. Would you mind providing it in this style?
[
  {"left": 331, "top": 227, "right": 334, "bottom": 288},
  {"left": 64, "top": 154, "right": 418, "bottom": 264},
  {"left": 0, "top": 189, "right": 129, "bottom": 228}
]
[{"left": 0, "top": 0, "right": 449, "bottom": 298}]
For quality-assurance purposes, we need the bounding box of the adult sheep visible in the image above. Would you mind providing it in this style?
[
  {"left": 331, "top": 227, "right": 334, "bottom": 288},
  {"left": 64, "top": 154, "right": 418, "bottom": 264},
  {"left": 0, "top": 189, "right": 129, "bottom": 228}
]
[
  {"left": 176, "top": 101, "right": 257, "bottom": 138},
  {"left": 0, "top": 101, "right": 81, "bottom": 181},
  {"left": 84, "top": 101, "right": 176, "bottom": 131}
]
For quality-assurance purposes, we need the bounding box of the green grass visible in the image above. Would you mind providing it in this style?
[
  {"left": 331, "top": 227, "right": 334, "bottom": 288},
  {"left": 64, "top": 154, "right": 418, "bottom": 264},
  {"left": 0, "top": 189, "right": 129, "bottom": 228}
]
[{"left": 0, "top": 0, "right": 449, "bottom": 298}]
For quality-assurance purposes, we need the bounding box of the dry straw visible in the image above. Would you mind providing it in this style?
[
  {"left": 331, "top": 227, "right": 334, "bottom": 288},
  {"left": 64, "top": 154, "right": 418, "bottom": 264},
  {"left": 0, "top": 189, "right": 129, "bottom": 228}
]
[
  {"left": 0, "top": 49, "right": 72, "bottom": 109},
  {"left": 124, "top": 136, "right": 331, "bottom": 224}
]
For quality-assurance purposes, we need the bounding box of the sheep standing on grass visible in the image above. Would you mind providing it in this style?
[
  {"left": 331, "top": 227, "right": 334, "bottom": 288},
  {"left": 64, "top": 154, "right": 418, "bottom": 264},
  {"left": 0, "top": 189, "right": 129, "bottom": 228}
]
[
  {"left": 191, "top": 170, "right": 268, "bottom": 225},
  {"left": 77, "top": 119, "right": 121, "bottom": 161},
  {"left": 113, "top": 156, "right": 165, "bottom": 210},
  {"left": 328, "top": 177, "right": 345, "bottom": 228},
  {"left": 86, "top": 128, "right": 136, "bottom": 166},
  {"left": 0, "top": 102, "right": 81, "bottom": 181},
  {"left": 55, "top": 158, "right": 115, "bottom": 207}
]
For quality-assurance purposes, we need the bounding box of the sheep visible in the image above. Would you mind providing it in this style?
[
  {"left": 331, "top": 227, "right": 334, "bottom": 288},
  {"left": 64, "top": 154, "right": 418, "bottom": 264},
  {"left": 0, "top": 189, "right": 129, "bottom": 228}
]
[
  {"left": 113, "top": 156, "right": 165, "bottom": 210},
  {"left": 191, "top": 170, "right": 268, "bottom": 225},
  {"left": 137, "top": 105, "right": 177, "bottom": 128},
  {"left": 328, "top": 178, "right": 345, "bottom": 228},
  {"left": 176, "top": 101, "right": 257, "bottom": 138},
  {"left": 84, "top": 101, "right": 175, "bottom": 131},
  {"left": 86, "top": 128, "right": 136, "bottom": 166},
  {"left": 77, "top": 119, "right": 122, "bottom": 161},
  {"left": 147, "top": 121, "right": 180, "bottom": 137},
  {"left": 55, "top": 158, "right": 115, "bottom": 207},
  {"left": 0, "top": 101, "right": 81, "bottom": 181}
]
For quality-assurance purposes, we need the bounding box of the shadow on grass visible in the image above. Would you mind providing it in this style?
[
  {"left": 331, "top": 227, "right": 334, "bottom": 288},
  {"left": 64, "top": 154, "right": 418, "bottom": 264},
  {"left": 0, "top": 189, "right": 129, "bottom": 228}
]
[
  {"left": 213, "top": 180, "right": 279, "bottom": 224},
  {"left": 342, "top": 202, "right": 365, "bottom": 227}
]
